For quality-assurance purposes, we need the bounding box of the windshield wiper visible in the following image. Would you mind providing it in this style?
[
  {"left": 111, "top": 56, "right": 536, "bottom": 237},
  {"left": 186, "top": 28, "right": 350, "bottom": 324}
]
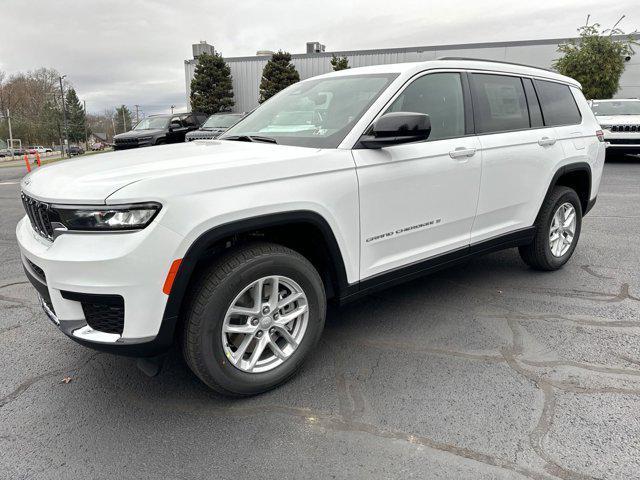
[{"left": 223, "top": 135, "right": 278, "bottom": 144}]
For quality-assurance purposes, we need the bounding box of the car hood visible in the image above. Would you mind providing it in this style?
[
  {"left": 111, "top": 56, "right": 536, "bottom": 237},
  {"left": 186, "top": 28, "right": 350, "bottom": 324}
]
[
  {"left": 596, "top": 115, "right": 640, "bottom": 125},
  {"left": 20, "top": 140, "right": 328, "bottom": 204},
  {"left": 114, "top": 129, "right": 164, "bottom": 139}
]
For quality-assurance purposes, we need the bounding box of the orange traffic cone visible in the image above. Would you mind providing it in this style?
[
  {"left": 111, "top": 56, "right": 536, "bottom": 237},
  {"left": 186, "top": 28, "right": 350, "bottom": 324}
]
[{"left": 24, "top": 154, "right": 31, "bottom": 173}]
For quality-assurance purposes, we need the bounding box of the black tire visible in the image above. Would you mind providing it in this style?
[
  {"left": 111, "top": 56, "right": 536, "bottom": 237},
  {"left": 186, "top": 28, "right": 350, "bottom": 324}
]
[
  {"left": 181, "top": 242, "right": 326, "bottom": 396},
  {"left": 519, "top": 186, "right": 582, "bottom": 271},
  {"left": 155, "top": 138, "right": 166, "bottom": 146}
]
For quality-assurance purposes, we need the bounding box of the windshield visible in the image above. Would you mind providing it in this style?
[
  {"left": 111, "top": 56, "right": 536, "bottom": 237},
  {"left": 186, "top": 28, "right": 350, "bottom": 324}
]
[
  {"left": 133, "top": 117, "right": 170, "bottom": 130},
  {"left": 203, "top": 114, "right": 242, "bottom": 129},
  {"left": 221, "top": 73, "right": 398, "bottom": 148},
  {"left": 591, "top": 101, "right": 640, "bottom": 116}
]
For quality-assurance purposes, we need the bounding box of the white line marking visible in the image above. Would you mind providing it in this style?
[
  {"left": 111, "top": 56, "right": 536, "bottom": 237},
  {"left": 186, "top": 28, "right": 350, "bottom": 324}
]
[{"left": 0, "top": 181, "right": 19, "bottom": 185}]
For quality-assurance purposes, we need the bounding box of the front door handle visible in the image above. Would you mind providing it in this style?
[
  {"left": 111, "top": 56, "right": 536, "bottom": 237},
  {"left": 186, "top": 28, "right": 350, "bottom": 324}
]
[
  {"left": 538, "top": 137, "right": 557, "bottom": 147},
  {"left": 449, "top": 147, "right": 476, "bottom": 159}
]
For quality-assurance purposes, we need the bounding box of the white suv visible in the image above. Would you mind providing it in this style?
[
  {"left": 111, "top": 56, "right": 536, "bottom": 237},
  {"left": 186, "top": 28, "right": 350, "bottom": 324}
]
[
  {"left": 17, "top": 59, "right": 605, "bottom": 395},
  {"left": 590, "top": 98, "right": 640, "bottom": 159}
]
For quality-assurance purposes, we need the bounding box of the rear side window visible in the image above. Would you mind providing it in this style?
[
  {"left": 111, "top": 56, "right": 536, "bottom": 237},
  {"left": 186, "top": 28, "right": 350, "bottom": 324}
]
[
  {"left": 534, "top": 80, "right": 581, "bottom": 126},
  {"left": 470, "top": 74, "right": 529, "bottom": 133},
  {"left": 385, "top": 72, "right": 465, "bottom": 141}
]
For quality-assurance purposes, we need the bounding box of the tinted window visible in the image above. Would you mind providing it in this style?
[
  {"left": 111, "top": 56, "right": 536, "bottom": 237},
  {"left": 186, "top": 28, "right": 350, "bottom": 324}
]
[
  {"left": 534, "top": 80, "right": 581, "bottom": 126},
  {"left": 522, "top": 78, "right": 543, "bottom": 127},
  {"left": 385, "top": 73, "right": 465, "bottom": 141},
  {"left": 471, "top": 74, "right": 529, "bottom": 133},
  {"left": 182, "top": 115, "right": 197, "bottom": 127}
]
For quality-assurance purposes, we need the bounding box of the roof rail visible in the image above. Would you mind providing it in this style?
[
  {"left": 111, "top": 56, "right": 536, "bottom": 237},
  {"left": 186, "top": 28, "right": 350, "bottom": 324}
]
[{"left": 437, "top": 57, "right": 556, "bottom": 73}]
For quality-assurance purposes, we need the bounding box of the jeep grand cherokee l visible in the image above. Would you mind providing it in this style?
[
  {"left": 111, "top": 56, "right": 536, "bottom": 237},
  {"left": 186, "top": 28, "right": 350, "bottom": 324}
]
[
  {"left": 590, "top": 98, "right": 640, "bottom": 160},
  {"left": 17, "top": 59, "right": 604, "bottom": 395},
  {"left": 113, "top": 113, "right": 207, "bottom": 150}
]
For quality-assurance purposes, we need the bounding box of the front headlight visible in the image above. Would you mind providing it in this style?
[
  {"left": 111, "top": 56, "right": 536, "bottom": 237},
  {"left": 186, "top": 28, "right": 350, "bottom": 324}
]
[{"left": 51, "top": 202, "right": 161, "bottom": 231}]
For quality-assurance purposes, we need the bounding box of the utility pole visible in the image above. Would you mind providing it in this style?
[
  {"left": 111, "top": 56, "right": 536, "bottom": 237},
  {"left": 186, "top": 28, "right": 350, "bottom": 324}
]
[
  {"left": 134, "top": 104, "right": 140, "bottom": 124},
  {"left": 111, "top": 115, "right": 116, "bottom": 139},
  {"left": 59, "top": 75, "right": 69, "bottom": 158},
  {"left": 83, "top": 100, "right": 88, "bottom": 149},
  {"left": 6, "top": 109, "right": 13, "bottom": 159}
]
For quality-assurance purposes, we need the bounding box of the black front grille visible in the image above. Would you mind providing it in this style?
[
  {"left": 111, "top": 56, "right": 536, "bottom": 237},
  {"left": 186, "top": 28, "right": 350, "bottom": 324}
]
[
  {"left": 611, "top": 125, "right": 640, "bottom": 132},
  {"left": 21, "top": 193, "right": 54, "bottom": 240},
  {"left": 114, "top": 138, "right": 139, "bottom": 149},
  {"left": 608, "top": 138, "right": 640, "bottom": 145}
]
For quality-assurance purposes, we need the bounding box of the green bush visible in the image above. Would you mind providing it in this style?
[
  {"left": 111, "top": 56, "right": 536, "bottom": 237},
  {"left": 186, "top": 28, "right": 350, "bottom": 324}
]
[{"left": 554, "top": 17, "right": 637, "bottom": 99}]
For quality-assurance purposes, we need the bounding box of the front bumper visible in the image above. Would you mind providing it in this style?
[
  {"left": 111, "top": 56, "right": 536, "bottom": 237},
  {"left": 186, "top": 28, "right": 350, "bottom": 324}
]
[
  {"left": 17, "top": 216, "right": 185, "bottom": 356},
  {"left": 602, "top": 130, "right": 640, "bottom": 151}
]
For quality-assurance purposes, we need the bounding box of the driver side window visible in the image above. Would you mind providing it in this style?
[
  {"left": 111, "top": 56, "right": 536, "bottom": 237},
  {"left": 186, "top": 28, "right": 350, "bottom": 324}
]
[{"left": 385, "top": 73, "right": 465, "bottom": 141}]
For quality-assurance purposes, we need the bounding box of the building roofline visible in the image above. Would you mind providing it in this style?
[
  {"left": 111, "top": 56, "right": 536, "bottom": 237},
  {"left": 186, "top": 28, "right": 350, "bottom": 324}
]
[{"left": 201, "top": 34, "right": 638, "bottom": 63}]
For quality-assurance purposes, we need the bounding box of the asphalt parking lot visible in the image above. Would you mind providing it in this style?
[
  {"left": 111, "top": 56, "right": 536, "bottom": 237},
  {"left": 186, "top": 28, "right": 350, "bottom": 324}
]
[{"left": 1, "top": 159, "right": 639, "bottom": 480}]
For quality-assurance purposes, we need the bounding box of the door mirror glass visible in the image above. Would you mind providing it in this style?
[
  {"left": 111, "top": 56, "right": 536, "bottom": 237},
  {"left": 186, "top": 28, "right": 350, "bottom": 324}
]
[
  {"left": 169, "top": 120, "right": 182, "bottom": 131},
  {"left": 360, "top": 112, "right": 431, "bottom": 149}
]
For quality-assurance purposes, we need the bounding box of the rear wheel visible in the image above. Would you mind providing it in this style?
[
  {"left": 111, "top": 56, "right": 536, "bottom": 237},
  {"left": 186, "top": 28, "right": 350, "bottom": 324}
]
[
  {"left": 519, "top": 186, "right": 582, "bottom": 271},
  {"left": 182, "top": 242, "right": 326, "bottom": 396}
]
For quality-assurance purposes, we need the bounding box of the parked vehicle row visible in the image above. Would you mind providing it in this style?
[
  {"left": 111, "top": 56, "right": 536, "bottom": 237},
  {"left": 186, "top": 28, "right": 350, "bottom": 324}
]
[
  {"left": 17, "top": 59, "right": 605, "bottom": 395},
  {"left": 113, "top": 113, "right": 208, "bottom": 150}
]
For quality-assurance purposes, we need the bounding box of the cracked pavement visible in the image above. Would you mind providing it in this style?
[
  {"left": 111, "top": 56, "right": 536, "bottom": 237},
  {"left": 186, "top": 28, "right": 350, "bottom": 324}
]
[{"left": 1, "top": 160, "right": 639, "bottom": 479}]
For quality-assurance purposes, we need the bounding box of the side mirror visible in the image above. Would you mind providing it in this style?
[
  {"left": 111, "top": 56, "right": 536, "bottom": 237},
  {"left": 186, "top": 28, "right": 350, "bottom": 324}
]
[
  {"left": 169, "top": 121, "right": 182, "bottom": 131},
  {"left": 360, "top": 112, "right": 431, "bottom": 149}
]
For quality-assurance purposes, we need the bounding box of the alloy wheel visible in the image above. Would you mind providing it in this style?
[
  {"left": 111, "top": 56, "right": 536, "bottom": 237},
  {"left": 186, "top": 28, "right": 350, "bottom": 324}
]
[
  {"left": 221, "top": 275, "right": 309, "bottom": 373},
  {"left": 549, "top": 202, "right": 576, "bottom": 257}
]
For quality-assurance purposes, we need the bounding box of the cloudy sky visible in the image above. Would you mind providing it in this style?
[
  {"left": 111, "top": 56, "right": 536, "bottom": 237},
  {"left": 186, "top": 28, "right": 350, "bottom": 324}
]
[{"left": 1, "top": 0, "right": 637, "bottom": 115}]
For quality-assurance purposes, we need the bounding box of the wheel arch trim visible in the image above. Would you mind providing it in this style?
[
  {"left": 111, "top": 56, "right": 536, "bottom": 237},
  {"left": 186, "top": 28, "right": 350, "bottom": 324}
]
[
  {"left": 540, "top": 162, "right": 592, "bottom": 217},
  {"left": 158, "top": 210, "right": 350, "bottom": 344}
]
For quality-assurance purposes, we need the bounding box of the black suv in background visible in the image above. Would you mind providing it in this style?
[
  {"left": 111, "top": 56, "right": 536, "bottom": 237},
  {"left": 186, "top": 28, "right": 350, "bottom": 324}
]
[
  {"left": 185, "top": 113, "right": 245, "bottom": 141},
  {"left": 113, "top": 112, "right": 207, "bottom": 150}
]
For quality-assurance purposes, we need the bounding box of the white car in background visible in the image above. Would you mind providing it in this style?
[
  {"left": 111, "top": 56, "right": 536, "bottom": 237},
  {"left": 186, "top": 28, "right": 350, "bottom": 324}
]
[{"left": 590, "top": 98, "right": 640, "bottom": 159}]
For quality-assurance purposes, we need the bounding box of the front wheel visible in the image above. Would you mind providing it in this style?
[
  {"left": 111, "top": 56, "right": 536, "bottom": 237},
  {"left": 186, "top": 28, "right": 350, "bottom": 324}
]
[
  {"left": 182, "top": 242, "right": 326, "bottom": 396},
  {"left": 519, "top": 186, "right": 582, "bottom": 271}
]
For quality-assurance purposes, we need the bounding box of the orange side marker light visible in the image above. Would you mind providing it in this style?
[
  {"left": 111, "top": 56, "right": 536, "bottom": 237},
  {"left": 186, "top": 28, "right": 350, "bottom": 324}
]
[{"left": 162, "top": 259, "right": 183, "bottom": 295}]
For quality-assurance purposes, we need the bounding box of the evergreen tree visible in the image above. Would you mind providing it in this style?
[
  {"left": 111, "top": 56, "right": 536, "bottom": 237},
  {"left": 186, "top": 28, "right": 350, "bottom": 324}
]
[
  {"left": 330, "top": 55, "right": 349, "bottom": 71},
  {"left": 114, "top": 105, "right": 132, "bottom": 134},
  {"left": 259, "top": 51, "right": 300, "bottom": 103},
  {"left": 65, "top": 87, "right": 88, "bottom": 142},
  {"left": 190, "top": 51, "right": 234, "bottom": 114}
]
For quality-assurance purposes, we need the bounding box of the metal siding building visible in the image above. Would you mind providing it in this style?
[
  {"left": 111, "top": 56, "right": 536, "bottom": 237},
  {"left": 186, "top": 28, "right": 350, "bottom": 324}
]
[{"left": 185, "top": 37, "right": 640, "bottom": 113}]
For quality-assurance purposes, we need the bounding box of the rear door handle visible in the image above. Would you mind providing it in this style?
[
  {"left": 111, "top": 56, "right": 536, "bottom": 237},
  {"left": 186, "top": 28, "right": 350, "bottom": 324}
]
[
  {"left": 538, "top": 137, "right": 557, "bottom": 147},
  {"left": 449, "top": 147, "right": 476, "bottom": 159}
]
